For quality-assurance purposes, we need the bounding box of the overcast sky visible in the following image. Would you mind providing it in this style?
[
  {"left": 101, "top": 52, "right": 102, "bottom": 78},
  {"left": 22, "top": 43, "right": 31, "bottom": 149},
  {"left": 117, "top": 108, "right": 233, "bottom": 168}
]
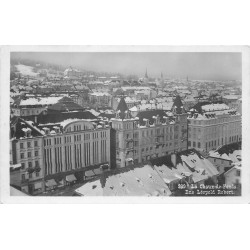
[{"left": 11, "top": 52, "right": 242, "bottom": 81}]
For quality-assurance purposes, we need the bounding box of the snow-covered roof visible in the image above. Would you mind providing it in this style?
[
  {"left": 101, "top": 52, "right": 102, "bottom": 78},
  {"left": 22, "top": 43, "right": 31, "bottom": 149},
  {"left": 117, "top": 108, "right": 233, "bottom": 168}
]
[
  {"left": 88, "top": 109, "right": 101, "bottom": 117},
  {"left": 209, "top": 149, "right": 241, "bottom": 163},
  {"left": 223, "top": 95, "right": 241, "bottom": 100},
  {"left": 19, "top": 96, "right": 64, "bottom": 106},
  {"left": 60, "top": 119, "right": 92, "bottom": 129},
  {"left": 75, "top": 164, "right": 171, "bottom": 196},
  {"left": 202, "top": 103, "right": 230, "bottom": 112},
  {"left": 89, "top": 92, "right": 111, "bottom": 97}
]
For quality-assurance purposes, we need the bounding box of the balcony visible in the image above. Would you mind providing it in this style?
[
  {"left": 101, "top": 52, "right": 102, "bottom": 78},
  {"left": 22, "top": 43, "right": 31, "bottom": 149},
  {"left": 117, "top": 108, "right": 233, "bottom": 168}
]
[
  {"left": 125, "top": 138, "right": 134, "bottom": 142},
  {"left": 155, "top": 134, "right": 164, "bottom": 138}
]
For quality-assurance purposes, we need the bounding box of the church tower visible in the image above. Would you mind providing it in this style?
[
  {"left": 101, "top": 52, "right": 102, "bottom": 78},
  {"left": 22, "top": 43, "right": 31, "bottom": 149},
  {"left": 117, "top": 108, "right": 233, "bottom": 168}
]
[{"left": 145, "top": 68, "right": 148, "bottom": 79}]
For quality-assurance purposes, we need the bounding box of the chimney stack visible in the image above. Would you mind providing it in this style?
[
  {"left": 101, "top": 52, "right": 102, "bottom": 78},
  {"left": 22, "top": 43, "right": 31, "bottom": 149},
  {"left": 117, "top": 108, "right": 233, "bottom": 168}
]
[{"left": 171, "top": 153, "right": 177, "bottom": 167}]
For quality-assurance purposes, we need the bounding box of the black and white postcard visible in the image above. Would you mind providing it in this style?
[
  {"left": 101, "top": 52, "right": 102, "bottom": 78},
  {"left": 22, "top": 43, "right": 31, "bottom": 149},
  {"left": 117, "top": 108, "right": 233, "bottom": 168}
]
[{"left": 0, "top": 46, "right": 249, "bottom": 203}]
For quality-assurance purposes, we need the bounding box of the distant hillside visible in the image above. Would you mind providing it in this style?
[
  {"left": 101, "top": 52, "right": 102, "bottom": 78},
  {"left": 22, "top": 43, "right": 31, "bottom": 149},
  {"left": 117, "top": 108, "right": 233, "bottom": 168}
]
[{"left": 15, "top": 64, "right": 38, "bottom": 77}]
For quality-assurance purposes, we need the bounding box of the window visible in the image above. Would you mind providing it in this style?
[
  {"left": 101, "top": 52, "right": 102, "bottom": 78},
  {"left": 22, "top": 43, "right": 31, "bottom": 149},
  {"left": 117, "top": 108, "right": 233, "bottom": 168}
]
[
  {"left": 22, "top": 174, "right": 25, "bottom": 181},
  {"left": 34, "top": 141, "right": 38, "bottom": 147},
  {"left": 20, "top": 143, "right": 24, "bottom": 149},
  {"left": 188, "top": 141, "right": 191, "bottom": 146},
  {"left": 27, "top": 142, "right": 31, "bottom": 148},
  {"left": 28, "top": 152, "right": 31, "bottom": 158},
  {"left": 20, "top": 153, "right": 24, "bottom": 159},
  {"left": 193, "top": 141, "right": 196, "bottom": 147},
  {"left": 236, "top": 170, "right": 241, "bottom": 177},
  {"left": 35, "top": 161, "right": 39, "bottom": 167},
  {"left": 198, "top": 142, "right": 201, "bottom": 148},
  {"left": 28, "top": 162, "right": 32, "bottom": 168},
  {"left": 21, "top": 163, "right": 25, "bottom": 169},
  {"left": 35, "top": 151, "right": 38, "bottom": 156},
  {"left": 29, "top": 173, "right": 32, "bottom": 178},
  {"left": 36, "top": 172, "right": 39, "bottom": 177}
]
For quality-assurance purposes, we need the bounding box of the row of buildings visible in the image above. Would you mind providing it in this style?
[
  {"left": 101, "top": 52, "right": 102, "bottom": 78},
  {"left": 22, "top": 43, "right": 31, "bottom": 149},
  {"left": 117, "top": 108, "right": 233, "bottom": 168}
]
[
  {"left": 10, "top": 94, "right": 242, "bottom": 195},
  {"left": 9, "top": 96, "right": 188, "bottom": 194}
]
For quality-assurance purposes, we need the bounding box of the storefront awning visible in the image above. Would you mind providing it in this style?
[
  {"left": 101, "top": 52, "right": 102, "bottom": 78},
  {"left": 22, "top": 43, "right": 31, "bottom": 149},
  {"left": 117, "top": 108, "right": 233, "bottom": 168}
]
[
  {"left": 46, "top": 179, "right": 57, "bottom": 187},
  {"left": 85, "top": 170, "right": 95, "bottom": 177},
  {"left": 66, "top": 174, "right": 77, "bottom": 182},
  {"left": 93, "top": 168, "right": 103, "bottom": 175},
  {"left": 34, "top": 182, "right": 42, "bottom": 190}
]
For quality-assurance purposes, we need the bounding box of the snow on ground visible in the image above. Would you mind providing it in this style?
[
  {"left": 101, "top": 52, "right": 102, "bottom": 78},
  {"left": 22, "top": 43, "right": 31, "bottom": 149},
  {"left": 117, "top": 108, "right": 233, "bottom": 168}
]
[{"left": 16, "top": 64, "right": 39, "bottom": 77}]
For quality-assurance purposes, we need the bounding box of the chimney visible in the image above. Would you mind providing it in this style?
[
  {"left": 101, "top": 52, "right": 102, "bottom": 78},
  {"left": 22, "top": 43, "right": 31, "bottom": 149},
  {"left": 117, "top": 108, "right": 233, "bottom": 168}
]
[{"left": 171, "top": 153, "right": 177, "bottom": 167}]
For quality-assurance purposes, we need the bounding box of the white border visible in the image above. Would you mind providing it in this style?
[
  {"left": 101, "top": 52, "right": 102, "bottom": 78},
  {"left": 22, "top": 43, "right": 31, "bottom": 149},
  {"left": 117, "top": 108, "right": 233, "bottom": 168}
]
[{"left": 1, "top": 45, "right": 249, "bottom": 204}]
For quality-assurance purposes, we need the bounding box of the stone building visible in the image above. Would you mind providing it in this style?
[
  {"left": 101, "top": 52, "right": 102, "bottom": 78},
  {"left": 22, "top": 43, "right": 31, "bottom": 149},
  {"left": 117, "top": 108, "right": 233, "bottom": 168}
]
[
  {"left": 10, "top": 111, "right": 111, "bottom": 195},
  {"left": 110, "top": 96, "right": 188, "bottom": 168},
  {"left": 187, "top": 102, "right": 241, "bottom": 152}
]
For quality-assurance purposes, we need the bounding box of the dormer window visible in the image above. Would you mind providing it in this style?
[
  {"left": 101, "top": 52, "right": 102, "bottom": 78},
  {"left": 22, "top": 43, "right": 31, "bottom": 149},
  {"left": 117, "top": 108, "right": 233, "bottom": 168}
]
[
  {"left": 43, "top": 128, "right": 50, "bottom": 135},
  {"left": 115, "top": 111, "right": 120, "bottom": 119},
  {"left": 27, "top": 130, "right": 31, "bottom": 137},
  {"left": 53, "top": 127, "right": 60, "bottom": 133},
  {"left": 125, "top": 111, "right": 130, "bottom": 119}
]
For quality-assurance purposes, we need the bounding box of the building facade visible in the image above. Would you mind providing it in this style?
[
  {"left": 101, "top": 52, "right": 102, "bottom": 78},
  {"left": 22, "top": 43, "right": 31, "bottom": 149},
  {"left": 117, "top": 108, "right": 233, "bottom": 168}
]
[
  {"left": 188, "top": 103, "right": 241, "bottom": 152},
  {"left": 10, "top": 114, "right": 111, "bottom": 195},
  {"left": 10, "top": 117, "right": 44, "bottom": 194},
  {"left": 111, "top": 96, "right": 188, "bottom": 168},
  {"left": 42, "top": 120, "right": 110, "bottom": 188}
]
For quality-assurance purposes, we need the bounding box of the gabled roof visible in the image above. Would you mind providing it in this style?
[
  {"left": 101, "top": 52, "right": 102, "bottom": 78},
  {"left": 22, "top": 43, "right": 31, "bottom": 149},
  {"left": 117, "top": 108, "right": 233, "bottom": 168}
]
[
  {"left": 10, "top": 116, "right": 44, "bottom": 139},
  {"left": 116, "top": 96, "right": 128, "bottom": 113},
  {"left": 48, "top": 99, "right": 84, "bottom": 113},
  {"left": 116, "top": 97, "right": 130, "bottom": 120},
  {"left": 209, "top": 143, "right": 241, "bottom": 162},
  {"left": 171, "top": 95, "right": 185, "bottom": 114},
  {"left": 192, "top": 101, "right": 224, "bottom": 113},
  {"left": 75, "top": 164, "right": 171, "bottom": 196},
  {"left": 23, "top": 111, "right": 98, "bottom": 125},
  {"left": 136, "top": 110, "right": 174, "bottom": 126}
]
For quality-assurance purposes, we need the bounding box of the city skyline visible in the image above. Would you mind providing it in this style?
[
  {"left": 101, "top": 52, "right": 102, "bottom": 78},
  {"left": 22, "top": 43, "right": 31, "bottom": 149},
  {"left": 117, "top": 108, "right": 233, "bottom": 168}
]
[{"left": 11, "top": 52, "right": 242, "bottom": 81}]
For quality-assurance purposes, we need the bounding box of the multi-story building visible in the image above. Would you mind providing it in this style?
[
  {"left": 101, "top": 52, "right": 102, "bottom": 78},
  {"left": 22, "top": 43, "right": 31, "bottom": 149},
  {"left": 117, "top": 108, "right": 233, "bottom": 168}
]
[
  {"left": 11, "top": 96, "right": 73, "bottom": 117},
  {"left": 10, "top": 117, "right": 44, "bottom": 195},
  {"left": 111, "top": 96, "right": 188, "bottom": 168},
  {"left": 89, "top": 92, "right": 111, "bottom": 106},
  {"left": 188, "top": 102, "right": 241, "bottom": 152},
  {"left": 64, "top": 67, "right": 82, "bottom": 79},
  {"left": 10, "top": 111, "right": 111, "bottom": 195}
]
